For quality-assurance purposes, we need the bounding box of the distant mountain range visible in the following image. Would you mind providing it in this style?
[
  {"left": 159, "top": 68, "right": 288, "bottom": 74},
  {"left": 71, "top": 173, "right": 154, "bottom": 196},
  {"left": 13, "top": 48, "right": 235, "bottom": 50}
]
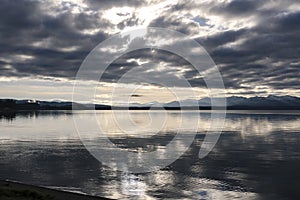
[
  {"left": 1, "top": 95, "right": 300, "bottom": 110},
  {"left": 163, "top": 95, "right": 300, "bottom": 109}
]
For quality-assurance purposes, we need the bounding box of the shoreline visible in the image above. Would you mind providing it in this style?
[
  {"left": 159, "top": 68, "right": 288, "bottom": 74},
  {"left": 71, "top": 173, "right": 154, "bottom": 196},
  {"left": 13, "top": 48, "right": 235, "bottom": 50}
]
[{"left": 0, "top": 180, "right": 112, "bottom": 200}]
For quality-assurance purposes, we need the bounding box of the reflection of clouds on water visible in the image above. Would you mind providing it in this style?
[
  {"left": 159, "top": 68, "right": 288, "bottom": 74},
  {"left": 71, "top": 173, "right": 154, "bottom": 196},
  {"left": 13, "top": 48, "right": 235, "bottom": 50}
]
[
  {"left": 1, "top": 110, "right": 300, "bottom": 146},
  {"left": 1, "top": 111, "right": 300, "bottom": 199},
  {"left": 223, "top": 114, "right": 300, "bottom": 138}
]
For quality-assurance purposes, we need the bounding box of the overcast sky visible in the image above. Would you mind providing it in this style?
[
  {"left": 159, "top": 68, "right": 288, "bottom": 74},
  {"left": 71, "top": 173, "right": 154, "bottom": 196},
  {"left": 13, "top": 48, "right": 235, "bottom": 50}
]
[{"left": 0, "top": 0, "right": 299, "bottom": 104}]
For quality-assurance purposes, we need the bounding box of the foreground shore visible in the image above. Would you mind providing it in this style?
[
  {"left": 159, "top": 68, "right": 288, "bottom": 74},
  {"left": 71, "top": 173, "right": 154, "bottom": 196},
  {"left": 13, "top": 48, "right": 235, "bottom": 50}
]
[{"left": 0, "top": 180, "right": 112, "bottom": 200}]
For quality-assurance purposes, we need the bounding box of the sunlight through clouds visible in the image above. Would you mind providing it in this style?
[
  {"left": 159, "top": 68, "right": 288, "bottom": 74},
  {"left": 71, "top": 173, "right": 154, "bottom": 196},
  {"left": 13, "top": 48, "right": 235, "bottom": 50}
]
[{"left": 0, "top": 0, "right": 300, "bottom": 101}]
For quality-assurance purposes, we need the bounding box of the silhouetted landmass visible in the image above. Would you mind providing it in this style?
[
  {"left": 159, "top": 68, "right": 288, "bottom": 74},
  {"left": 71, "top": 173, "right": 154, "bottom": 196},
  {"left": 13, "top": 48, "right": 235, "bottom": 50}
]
[
  {"left": 0, "top": 99, "right": 110, "bottom": 111},
  {"left": 1, "top": 95, "right": 300, "bottom": 111}
]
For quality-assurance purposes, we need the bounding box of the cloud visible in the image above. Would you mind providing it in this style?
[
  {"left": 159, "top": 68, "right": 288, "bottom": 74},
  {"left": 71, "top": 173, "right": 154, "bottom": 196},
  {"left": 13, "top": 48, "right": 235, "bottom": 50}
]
[
  {"left": 0, "top": 0, "right": 109, "bottom": 78},
  {"left": 0, "top": 0, "right": 300, "bottom": 99},
  {"left": 83, "top": 0, "right": 147, "bottom": 10},
  {"left": 212, "top": 0, "right": 263, "bottom": 16}
]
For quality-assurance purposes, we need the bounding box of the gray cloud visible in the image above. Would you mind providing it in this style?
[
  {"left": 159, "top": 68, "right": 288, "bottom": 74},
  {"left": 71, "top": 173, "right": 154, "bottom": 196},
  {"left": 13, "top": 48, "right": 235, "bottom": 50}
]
[
  {"left": 208, "top": 9, "right": 300, "bottom": 90},
  {"left": 149, "top": 15, "right": 200, "bottom": 35},
  {"left": 211, "top": 0, "right": 263, "bottom": 16},
  {"left": 0, "top": 0, "right": 299, "bottom": 96},
  {"left": 0, "top": 0, "right": 110, "bottom": 78},
  {"left": 83, "top": 0, "right": 146, "bottom": 10}
]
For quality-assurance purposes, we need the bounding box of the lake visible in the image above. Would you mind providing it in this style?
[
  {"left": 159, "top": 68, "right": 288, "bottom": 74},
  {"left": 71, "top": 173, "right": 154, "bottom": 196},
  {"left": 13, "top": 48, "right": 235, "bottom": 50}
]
[{"left": 0, "top": 110, "right": 300, "bottom": 199}]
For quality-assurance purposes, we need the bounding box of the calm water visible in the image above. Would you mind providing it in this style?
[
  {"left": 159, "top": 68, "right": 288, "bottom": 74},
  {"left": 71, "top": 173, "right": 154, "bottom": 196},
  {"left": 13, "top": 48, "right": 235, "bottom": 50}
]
[{"left": 0, "top": 110, "right": 300, "bottom": 199}]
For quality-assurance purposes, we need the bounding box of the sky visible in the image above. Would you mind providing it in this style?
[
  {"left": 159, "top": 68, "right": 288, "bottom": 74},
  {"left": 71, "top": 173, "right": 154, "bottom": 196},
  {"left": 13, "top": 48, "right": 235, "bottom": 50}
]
[{"left": 0, "top": 0, "right": 299, "bottom": 104}]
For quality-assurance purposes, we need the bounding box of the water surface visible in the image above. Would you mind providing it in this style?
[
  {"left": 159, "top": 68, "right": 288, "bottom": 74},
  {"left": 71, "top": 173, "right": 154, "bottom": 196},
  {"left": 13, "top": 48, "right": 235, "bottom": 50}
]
[{"left": 0, "top": 110, "right": 300, "bottom": 199}]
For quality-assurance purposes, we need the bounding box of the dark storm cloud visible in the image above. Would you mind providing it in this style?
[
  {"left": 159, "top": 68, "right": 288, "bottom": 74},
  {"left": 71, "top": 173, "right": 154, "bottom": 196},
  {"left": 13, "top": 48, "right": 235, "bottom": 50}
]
[
  {"left": 212, "top": 0, "right": 263, "bottom": 16},
  {"left": 197, "top": 29, "right": 248, "bottom": 52},
  {"left": 0, "top": 0, "right": 39, "bottom": 30},
  {"left": 205, "top": 9, "right": 300, "bottom": 90},
  {"left": 226, "top": 90, "right": 268, "bottom": 96},
  {"left": 265, "top": 11, "right": 300, "bottom": 33},
  {"left": 147, "top": 0, "right": 300, "bottom": 91},
  {"left": 0, "top": 0, "right": 109, "bottom": 78},
  {"left": 0, "top": 0, "right": 299, "bottom": 93},
  {"left": 83, "top": 0, "right": 146, "bottom": 10},
  {"left": 101, "top": 49, "right": 197, "bottom": 85}
]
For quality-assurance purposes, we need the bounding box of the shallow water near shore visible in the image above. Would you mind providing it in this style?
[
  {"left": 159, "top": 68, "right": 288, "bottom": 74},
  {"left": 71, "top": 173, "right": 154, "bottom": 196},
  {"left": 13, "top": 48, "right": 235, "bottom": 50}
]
[{"left": 0, "top": 110, "right": 300, "bottom": 199}]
